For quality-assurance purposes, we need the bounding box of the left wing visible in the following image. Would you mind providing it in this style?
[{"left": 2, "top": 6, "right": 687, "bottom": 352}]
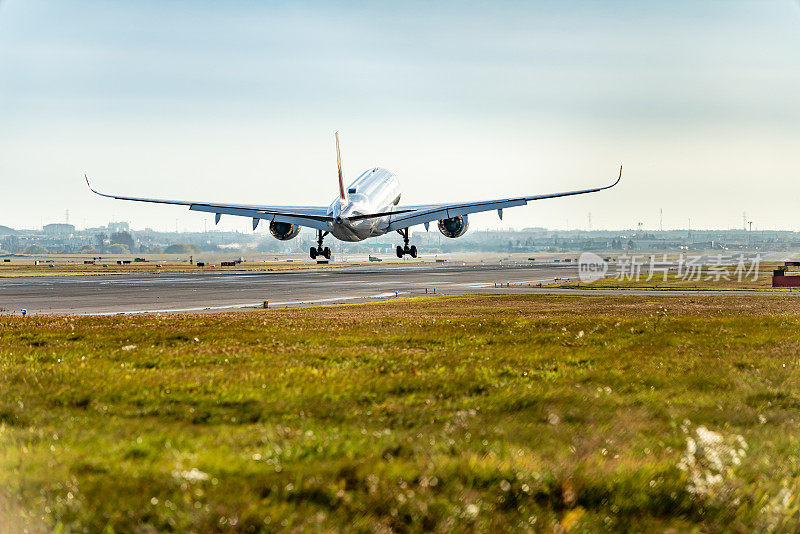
[
  {"left": 385, "top": 165, "right": 622, "bottom": 231},
  {"left": 85, "top": 175, "right": 333, "bottom": 232}
]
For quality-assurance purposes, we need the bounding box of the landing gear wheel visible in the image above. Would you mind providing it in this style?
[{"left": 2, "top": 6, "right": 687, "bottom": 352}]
[
  {"left": 396, "top": 228, "right": 416, "bottom": 259},
  {"left": 312, "top": 230, "right": 330, "bottom": 260}
]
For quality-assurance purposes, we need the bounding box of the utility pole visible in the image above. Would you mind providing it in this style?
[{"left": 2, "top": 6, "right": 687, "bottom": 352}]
[{"left": 659, "top": 208, "right": 663, "bottom": 232}]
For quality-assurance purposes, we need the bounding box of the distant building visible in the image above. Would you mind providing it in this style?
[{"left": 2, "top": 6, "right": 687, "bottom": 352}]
[
  {"left": 108, "top": 221, "right": 130, "bottom": 233},
  {"left": 43, "top": 223, "right": 76, "bottom": 236}
]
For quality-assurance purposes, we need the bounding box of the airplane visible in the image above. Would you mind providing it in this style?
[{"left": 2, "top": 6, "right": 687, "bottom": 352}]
[{"left": 86, "top": 133, "right": 621, "bottom": 259}]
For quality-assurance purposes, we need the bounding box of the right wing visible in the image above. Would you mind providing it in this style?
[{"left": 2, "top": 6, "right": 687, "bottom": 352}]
[
  {"left": 384, "top": 165, "right": 622, "bottom": 231},
  {"left": 85, "top": 175, "right": 333, "bottom": 231}
]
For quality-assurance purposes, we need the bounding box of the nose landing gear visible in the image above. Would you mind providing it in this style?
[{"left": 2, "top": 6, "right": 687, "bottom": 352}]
[
  {"left": 395, "top": 229, "right": 417, "bottom": 258},
  {"left": 310, "top": 230, "right": 331, "bottom": 260}
]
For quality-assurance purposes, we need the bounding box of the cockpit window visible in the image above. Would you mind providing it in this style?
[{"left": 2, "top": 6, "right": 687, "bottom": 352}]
[{"left": 348, "top": 187, "right": 357, "bottom": 194}]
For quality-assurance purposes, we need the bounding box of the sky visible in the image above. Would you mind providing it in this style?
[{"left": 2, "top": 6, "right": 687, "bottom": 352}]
[{"left": 1, "top": 0, "right": 799, "bottom": 233}]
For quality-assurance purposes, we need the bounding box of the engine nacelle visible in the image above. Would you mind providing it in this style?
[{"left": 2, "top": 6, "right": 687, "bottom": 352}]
[
  {"left": 269, "top": 221, "right": 301, "bottom": 241},
  {"left": 438, "top": 215, "right": 469, "bottom": 238}
]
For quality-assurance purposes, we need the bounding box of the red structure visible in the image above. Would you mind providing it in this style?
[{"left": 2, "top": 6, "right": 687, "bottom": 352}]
[
  {"left": 773, "top": 275, "right": 800, "bottom": 288},
  {"left": 773, "top": 268, "right": 800, "bottom": 287}
]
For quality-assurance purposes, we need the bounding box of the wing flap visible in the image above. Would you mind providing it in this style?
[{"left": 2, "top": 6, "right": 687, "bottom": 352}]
[
  {"left": 189, "top": 204, "right": 332, "bottom": 232},
  {"left": 386, "top": 199, "right": 527, "bottom": 232}
]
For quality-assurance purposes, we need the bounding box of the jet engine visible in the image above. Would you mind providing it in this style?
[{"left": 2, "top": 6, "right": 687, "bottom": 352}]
[
  {"left": 437, "top": 215, "right": 469, "bottom": 238},
  {"left": 269, "top": 221, "right": 301, "bottom": 240}
]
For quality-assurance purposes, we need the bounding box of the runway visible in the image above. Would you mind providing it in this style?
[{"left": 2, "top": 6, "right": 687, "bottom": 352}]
[
  {"left": 1, "top": 262, "right": 792, "bottom": 315},
  {"left": 0, "top": 262, "right": 582, "bottom": 315}
]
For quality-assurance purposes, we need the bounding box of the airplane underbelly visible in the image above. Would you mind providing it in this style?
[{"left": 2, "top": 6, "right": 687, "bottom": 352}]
[{"left": 330, "top": 218, "right": 390, "bottom": 242}]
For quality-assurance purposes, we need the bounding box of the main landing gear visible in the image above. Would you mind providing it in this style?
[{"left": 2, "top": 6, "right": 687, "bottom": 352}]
[
  {"left": 396, "top": 228, "right": 417, "bottom": 258},
  {"left": 310, "top": 230, "right": 331, "bottom": 260}
]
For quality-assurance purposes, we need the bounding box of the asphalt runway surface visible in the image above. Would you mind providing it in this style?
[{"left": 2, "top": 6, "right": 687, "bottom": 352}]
[
  {"left": 1, "top": 262, "right": 793, "bottom": 315},
  {"left": 0, "top": 262, "right": 583, "bottom": 315}
]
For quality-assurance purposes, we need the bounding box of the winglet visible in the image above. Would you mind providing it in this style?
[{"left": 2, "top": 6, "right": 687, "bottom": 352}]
[
  {"left": 335, "top": 131, "right": 346, "bottom": 201},
  {"left": 85, "top": 174, "right": 115, "bottom": 199},
  {"left": 85, "top": 174, "right": 100, "bottom": 195},
  {"left": 607, "top": 164, "right": 622, "bottom": 189}
]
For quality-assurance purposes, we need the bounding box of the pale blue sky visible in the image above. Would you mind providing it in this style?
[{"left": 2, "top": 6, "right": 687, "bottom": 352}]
[{"left": 1, "top": 1, "right": 799, "bottom": 232}]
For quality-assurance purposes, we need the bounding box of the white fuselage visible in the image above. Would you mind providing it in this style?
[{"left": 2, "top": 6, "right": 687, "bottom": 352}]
[{"left": 327, "top": 168, "right": 401, "bottom": 242}]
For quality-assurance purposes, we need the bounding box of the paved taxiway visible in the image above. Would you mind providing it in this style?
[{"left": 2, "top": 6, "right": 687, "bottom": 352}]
[{"left": 0, "top": 262, "right": 583, "bottom": 315}]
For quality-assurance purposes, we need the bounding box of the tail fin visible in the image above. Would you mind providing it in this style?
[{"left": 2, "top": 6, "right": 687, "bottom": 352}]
[{"left": 335, "top": 131, "right": 346, "bottom": 201}]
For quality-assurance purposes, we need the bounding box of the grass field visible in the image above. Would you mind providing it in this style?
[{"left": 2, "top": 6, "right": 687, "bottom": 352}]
[
  {"left": 554, "top": 268, "right": 780, "bottom": 291},
  {"left": 2, "top": 294, "right": 800, "bottom": 532}
]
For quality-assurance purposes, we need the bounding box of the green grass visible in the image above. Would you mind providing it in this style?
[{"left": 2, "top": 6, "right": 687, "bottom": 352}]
[
  {"left": 2, "top": 294, "right": 800, "bottom": 532},
  {"left": 555, "top": 269, "right": 779, "bottom": 291}
]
